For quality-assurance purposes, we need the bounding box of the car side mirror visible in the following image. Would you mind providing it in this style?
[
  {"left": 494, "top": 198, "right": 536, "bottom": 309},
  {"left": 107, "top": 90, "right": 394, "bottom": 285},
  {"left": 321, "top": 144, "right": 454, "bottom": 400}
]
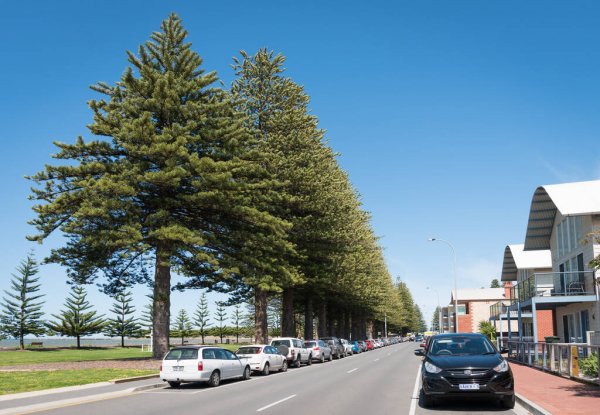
[{"left": 414, "top": 349, "right": 424, "bottom": 356}]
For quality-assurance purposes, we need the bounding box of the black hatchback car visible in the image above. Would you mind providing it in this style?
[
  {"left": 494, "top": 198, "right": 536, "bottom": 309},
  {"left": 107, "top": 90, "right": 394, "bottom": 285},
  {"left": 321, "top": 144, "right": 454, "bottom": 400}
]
[{"left": 415, "top": 333, "right": 514, "bottom": 409}]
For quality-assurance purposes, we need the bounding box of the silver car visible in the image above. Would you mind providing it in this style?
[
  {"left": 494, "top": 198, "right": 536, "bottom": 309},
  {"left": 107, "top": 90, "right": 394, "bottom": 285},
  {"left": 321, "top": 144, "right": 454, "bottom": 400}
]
[
  {"left": 236, "top": 344, "right": 288, "bottom": 375},
  {"left": 304, "top": 339, "right": 332, "bottom": 363},
  {"left": 160, "top": 346, "right": 251, "bottom": 388}
]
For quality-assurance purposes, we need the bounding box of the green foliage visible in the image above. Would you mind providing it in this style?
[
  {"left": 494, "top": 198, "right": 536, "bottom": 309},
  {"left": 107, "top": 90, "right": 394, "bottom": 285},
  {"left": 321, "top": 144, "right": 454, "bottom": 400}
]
[
  {"left": 490, "top": 279, "right": 500, "bottom": 288},
  {"left": 104, "top": 291, "right": 142, "bottom": 346},
  {"left": 46, "top": 285, "right": 106, "bottom": 348},
  {"left": 139, "top": 294, "right": 153, "bottom": 336},
  {"left": 0, "top": 347, "right": 148, "bottom": 366},
  {"left": 0, "top": 254, "right": 46, "bottom": 349},
  {"left": 479, "top": 320, "right": 497, "bottom": 342},
  {"left": 193, "top": 292, "right": 211, "bottom": 344},
  {"left": 214, "top": 301, "right": 228, "bottom": 343},
  {"left": 230, "top": 303, "right": 243, "bottom": 343},
  {"left": 431, "top": 306, "right": 441, "bottom": 332},
  {"left": 171, "top": 309, "right": 193, "bottom": 345},
  {"left": 579, "top": 352, "right": 598, "bottom": 377}
]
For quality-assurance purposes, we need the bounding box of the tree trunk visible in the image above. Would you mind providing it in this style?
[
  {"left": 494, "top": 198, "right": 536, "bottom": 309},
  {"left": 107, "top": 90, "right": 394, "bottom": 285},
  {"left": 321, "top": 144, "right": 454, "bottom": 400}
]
[
  {"left": 19, "top": 335, "right": 24, "bottom": 350},
  {"left": 201, "top": 332, "right": 205, "bottom": 344},
  {"left": 77, "top": 335, "right": 81, "bottom": 349},
  {"left": 255, "top": 287, "right": 268, "bottom": 344},
  {"left": 153, "top": 245, "right": 171, "bottom": 359},
  {"left": 344, "top": 312, "right": 351, "bottom": 340},
  {"left": 121, "top": 335, "right": 125, "bottom": 348},
  {"left": 281, "top": 288, "right": 295, "bottom": 337},
  {"left": 304, "top": 296, "right": 314, "bottom": 340},
  {"left": 317, "top": 301, "right": 327, "bottom": 338}
]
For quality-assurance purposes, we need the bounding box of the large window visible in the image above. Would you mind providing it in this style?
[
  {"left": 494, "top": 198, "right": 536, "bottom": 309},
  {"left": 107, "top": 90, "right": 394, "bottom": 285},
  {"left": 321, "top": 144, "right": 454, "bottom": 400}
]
[{"left": 556, "top": 216, "right": 583, "bottom": 258}]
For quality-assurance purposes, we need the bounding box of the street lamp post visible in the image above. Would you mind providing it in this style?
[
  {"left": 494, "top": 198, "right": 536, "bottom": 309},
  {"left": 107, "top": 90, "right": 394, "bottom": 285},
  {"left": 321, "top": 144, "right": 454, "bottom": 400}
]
[
  {"left": 427, "top": 286, "right": 442, "bottom": 333},
  {"left": 428, "top": 238, "right": 459, "bottom": 333}
]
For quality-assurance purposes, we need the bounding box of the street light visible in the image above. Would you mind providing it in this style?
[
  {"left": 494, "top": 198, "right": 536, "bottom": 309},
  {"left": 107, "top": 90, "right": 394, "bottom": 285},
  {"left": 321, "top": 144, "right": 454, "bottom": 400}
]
[
  {"left": 428, "top": 238, "right": 459, "bottom": 333},
  {"left": 427, "top": 286, "right": 442, "bottom": 333}
]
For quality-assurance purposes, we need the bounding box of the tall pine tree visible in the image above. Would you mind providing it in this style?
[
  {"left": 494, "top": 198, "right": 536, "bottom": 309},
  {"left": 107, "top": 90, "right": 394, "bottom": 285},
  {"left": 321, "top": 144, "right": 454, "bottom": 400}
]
[
  {"left": 104, "top": 291, "right": 141, "bottom": 347},
  {"left": 47, "top": 285, "right": 105, "bottom": 348},
  {"left": 193, "top": 292, "right": 211, "bottom": 344},
  {"left": 0, "top": 254, "right": 46, "bottom": 349},
  {"left": 28, "top": 14, "right": 294, "bottom": 358},
  {"left": 214, "top": 301, "right": 227, "bottom": 343},
  {"left": 171, "top": 309, "right": 192, "bottom": 345}
]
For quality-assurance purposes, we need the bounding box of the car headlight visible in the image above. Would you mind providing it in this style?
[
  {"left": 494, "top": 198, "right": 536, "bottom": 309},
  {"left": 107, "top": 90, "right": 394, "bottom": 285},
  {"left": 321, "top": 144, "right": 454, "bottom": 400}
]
[
  {"left": 424, "top": 361, "right": 442, "bottom": 374},
  {"left": 493, "top": 360, "right": 509, "bottom": 373}
]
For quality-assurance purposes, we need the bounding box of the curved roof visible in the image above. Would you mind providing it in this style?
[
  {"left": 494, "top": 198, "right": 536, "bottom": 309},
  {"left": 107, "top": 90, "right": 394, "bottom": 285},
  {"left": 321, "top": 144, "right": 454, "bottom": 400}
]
[
  {"left": 451, "top": 288, "right": 506, "bottom": 301},
  {"left": 524, "top": 180, "right": 600, "bottom": 251},
  {"left": 501, "top": 244, "right": 551, "bottom": 281}
]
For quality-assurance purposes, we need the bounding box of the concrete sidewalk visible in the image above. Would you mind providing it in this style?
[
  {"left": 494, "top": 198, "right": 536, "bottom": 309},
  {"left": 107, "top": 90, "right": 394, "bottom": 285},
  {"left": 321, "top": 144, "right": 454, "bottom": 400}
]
[{"left": 511, "top": 362, "right": 600, "bottom": 415}]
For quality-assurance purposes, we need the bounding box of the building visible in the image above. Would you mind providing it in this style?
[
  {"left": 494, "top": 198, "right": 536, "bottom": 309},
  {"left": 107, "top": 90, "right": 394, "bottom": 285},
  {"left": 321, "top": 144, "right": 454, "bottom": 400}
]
[
  {"left": 512, "top": 180, "right": 600, "bottom": 344},
  {"left": 490, "top": 244, "right": 554, "bottom": 341},
  {"left": 442, "top": 288, "right": 507, "bottom": 333}
]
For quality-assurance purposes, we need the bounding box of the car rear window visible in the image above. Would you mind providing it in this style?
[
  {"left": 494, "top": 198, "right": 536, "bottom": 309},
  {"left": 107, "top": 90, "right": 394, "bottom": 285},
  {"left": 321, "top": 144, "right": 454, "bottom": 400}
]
[
  {"left": 304, "top": 341, "right": 316, "bottom": 347},
  {"left": 237, "top": 347, "right": 262, "bottom": 354},
  {"left": 165, "top": 348, "right": 198, "bottom": 360},
  {"left": 272, "top": 339, "right": 291, "bottom": 347}
]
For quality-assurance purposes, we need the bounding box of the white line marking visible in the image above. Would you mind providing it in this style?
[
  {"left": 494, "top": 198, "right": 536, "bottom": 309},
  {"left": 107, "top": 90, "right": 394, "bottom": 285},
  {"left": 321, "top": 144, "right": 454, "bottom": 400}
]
[
  {"left": 374, "top": 358, "right": 380, "bottom": 362},
  {"left": 256, "top": 394, "right": 297, "bottom": 412},
  {"left": 347, "top": 368, "right": 358, "bottom": 373},
  {"left": 409, "top": 366, "right": 421, "bottom": 415}
]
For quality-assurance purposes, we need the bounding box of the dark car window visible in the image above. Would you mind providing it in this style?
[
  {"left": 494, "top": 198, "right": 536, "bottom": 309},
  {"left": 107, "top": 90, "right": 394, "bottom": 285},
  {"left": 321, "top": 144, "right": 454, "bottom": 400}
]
[
  {"left": 272, "top": 339, "right": 291, "bottom": 347},
  {"left": 237, "top": 347, "right": 262, "bottom": 354},
  {"left": 305, "top": 341, "right": 316, "bottom": 348},
  {"left": 202, "top": 349, "right": 216, "bottom": 359},
  {"left": 430, "top": 336, "right": 495, "bottom": 356},
  {"left": 223, "top": 349, "right": 238, "bottom": 360},
  {"left": 165, "top": 348, "right": 198, "bottom": 360}
]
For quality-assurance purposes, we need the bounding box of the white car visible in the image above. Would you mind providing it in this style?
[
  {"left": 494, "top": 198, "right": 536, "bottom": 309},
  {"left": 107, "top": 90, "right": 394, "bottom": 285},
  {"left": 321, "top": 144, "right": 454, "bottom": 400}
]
[
  {"left": 340, "top": 338, "right": 354, "bottom": 356},
  {"left": 236, "top": 344, "right": 288, "bottom": 375},
  {"left": 160, "top": 346, "right": 251, "bottom": 388}
]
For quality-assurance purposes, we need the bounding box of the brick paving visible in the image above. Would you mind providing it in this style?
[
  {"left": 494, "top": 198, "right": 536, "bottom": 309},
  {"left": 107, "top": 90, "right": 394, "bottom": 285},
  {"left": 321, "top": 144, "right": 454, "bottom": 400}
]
[{"left": 511, "top": 362, "right": 600, "bottom": 415}]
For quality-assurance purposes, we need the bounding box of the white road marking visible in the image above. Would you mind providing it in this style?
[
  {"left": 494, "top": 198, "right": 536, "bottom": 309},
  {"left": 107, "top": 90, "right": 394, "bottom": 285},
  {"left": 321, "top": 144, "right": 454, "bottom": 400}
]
[
  {"left": 347, "top": 368, "right": 358, "bottom": 373},
  {"left": 374, "top": 358, "right": 380, "bottom": 362},
  {"left": 409, "top": 366, "right": 421, "bottom": 415},
  {"left": 256, "top": 394, "right": 297, "bottom": 412}
]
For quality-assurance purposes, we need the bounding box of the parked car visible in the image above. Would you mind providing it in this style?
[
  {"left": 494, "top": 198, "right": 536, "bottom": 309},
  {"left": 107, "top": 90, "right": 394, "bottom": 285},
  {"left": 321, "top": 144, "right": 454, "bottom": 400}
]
[
  {"left": 321, "top": 337, "right": 345, "bottom": 359},
  {"left": 270, "top": 337, "right": 312, "bottom": 368},
  {"left": 304, "top": 339, "right": 332, "bottom": 363},
  {"left": 235, "top": 344, "right": 287, "bottom": 375},
  {"left": 365, "top": 339, "right": 374, "bottom": 350},
  {"left": 415, "top": 333, "right": 514, "bottom": 409},
  {"left": 357, "top": 340, "right": 368, "bottom": 352},
  {"left": 341, "top": 338, "right": 354, "bottom": 356},
  {"left": 351, "top": 341, "right": 362, "bottom": 354},
  {"left": 160, "top": 346, "right": 251, "bottom": 388}
]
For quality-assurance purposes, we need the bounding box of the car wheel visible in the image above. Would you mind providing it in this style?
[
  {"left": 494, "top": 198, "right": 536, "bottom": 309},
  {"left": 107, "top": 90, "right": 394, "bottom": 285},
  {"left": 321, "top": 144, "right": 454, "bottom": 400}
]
[
  {"left": 420, "top": 389, "right": 435, "bottom": 408},
  {"left": 295, "top": 356, "right": 301, "bottom": 368},
  {"left": 307, "top": 355, "right": 312, "bottom": 365},
  {"left": 242, "top": 366, "right": 251, "bottom": 380},
  {"left": 280, "top": 360, "right": 288, "bottom": 372},
  {"left": 167, "top": 381, "right": 180, "bottom": 388},
  {"left": 500, "top": 394, "right": 515, "bottom": 409},
  {"left": 329, "top": 353, "right": 333, "bottom": 361},
  {"left": 208, "top": 371, "right": 220, "bottom": 387},
  {"left": 261, "top": 362, "right": 270, "bottom": 376},
  {"left": 320, "top": 354, "right": 325, "bottom": 363}
]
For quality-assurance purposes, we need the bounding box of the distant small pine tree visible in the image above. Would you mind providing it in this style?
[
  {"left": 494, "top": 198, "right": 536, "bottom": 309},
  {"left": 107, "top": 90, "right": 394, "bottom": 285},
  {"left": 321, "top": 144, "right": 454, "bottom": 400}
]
[
  {"left": 172, "top": 309, "right": 193, "bottom": 345},
  {"left": 0, "top": 254, "right": 46, "bottom": 349},
  {"left": 490, "top": 279, "right": 500, "bottom": 288},
  {"left": 104, "top": 291, "right": 142, "bottom": 347},
  {"left": 215, "top": 302, "right": 228, "bottom": 343},
  {"left": 194, "top": 293, "right": 211, "bottom": 344}
]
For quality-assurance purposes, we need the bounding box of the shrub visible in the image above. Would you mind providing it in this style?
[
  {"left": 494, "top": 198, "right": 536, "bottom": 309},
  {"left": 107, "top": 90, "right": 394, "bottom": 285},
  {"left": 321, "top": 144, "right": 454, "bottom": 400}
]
[{"left": 579, "top": 352, "right": 598, "bottom": 377}]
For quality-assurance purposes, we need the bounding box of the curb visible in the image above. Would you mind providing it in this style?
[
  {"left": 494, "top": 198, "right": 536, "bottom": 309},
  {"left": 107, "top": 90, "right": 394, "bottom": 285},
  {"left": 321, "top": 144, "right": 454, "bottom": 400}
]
[
  {"left": 516, "top": 393, "right": 552, "bottom": 415},
  {"left": 132, "top": 382, "right": 164, "bottom": 392},
  {"left": 110, "top": 374, "right": 159, "bottom": 384}
]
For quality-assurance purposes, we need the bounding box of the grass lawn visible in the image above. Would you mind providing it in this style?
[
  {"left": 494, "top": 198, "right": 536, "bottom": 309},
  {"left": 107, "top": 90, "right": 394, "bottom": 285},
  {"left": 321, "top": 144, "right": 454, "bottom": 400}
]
[
  {"left": 0, "top": 369, "right": 157, "bottom": 395},
  {"left": 0, "top": 348, "right": 151, "bottom": 366}
]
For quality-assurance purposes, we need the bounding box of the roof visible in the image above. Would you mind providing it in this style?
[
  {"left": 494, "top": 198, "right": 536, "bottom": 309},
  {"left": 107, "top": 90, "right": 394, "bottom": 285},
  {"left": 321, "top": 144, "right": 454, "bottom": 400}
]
[
  {"left": 451, "top": 288, "right": 506, "bottom": 302},
  {"left": 524, "top": 180, "right": 600, "bottom": 250},
  {"left": 501, "top": 244, "right": 551, "bottom": 281}
]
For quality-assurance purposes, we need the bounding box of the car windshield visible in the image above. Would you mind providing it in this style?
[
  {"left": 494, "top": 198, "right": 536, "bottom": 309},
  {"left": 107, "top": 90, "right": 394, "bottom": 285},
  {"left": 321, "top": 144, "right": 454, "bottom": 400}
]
[
  {"left": 429, "top": 336, "right": 496, "bottom": 356},
  {"left": 271, "top": 340, "right": 291, "bottom": 347},
  {"left": 164, "top": 348, "right": 198, "bottom": 360},
  {"left": 237, "top": 347, "right": 262, "bottom": 354}
]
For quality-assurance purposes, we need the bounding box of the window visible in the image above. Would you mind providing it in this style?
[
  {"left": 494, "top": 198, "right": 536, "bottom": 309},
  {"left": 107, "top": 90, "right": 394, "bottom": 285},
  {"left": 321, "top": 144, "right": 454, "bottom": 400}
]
[
  {"left": 457, "top": 305, "right": 467, "bottom": 315},
  {"left": 165, "top": 348, "right": 198, "bottom": 360},
  {"left": 272, "top": 339, "right": 291, "bottom": 347},
  {"left": 556, "top": 216, "right": 584, "bottom": 258},
  {"left": 202, "top": 349, "right": 216, "bottom": 359},
  {"left": 223, "top": 350, "right": 238, "bottom": 360}
]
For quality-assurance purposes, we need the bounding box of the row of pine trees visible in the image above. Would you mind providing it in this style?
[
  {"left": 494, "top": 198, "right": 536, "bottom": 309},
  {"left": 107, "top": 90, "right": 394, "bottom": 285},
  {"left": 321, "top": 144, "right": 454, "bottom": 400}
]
[{"left": 23, "top": 14, "right": 425, "bottom": 358}]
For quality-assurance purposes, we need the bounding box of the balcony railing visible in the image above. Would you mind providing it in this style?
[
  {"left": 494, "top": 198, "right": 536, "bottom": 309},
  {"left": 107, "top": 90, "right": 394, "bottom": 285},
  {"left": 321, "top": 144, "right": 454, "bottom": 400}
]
[
  {"left": 510, "top": 271, "right": 597, "bottom": 304},
  {"left": 489, "top": 301, "right": 510, "bottom": 319}
]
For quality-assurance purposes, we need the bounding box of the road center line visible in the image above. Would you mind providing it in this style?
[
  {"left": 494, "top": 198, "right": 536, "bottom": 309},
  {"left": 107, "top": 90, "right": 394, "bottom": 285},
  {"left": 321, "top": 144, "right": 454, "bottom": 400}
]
[
  {"left": 347, "top": 368, "right": 358, "bottom": 373},
  {"left": 256, "top": 394, "right": 297, "bottom": 412},
  {"left": 409, "top": 366, "right": 421, "bottom": 415}
]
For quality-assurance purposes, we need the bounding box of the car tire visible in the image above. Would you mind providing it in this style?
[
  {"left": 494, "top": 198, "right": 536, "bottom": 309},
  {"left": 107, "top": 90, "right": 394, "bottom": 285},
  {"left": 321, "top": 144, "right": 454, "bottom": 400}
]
[
  {"left": 307, "top": 355, "right": 312, "bottom": 365},
  {"left": 208, "top": 371, "right": 220, "bottom": 387},
  {"left": 320, "top": 354, "right": 325, "bottom": 363},
  {"left": 242, "top": 366, "right": 251, "bottom": 380},
  {"left": 294, "top": 356, "right": 301, "bottom": 368},
  {"left": 280, "top": 360, "right": 288, "bottom": 372},
  {"left": 421, "top": 389, "right": 435, "bottom": 408},
  {"left": 501, "top": 394, "right": 515, "bottom": 409},
  {"left": 261, "top": 362, "right": 270, "bottom": 376},
  {"left": 168, "top": 381, "right": 180, "bottom": 388}
]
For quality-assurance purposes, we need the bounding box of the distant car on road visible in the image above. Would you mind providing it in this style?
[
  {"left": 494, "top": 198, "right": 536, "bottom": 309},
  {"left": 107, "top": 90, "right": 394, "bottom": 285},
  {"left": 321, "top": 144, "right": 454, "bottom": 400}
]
[
  {"left": 415, "top": 333, "right": 514, "bottom": 409},
  {"left": 235, "top": 345, "right": 287, "bottom": 375},
  {"left": 321, "top": 337, "right": 345, "bottom": 359},
  {"left": 304, "top": 339, "right": 332, "bottom": 363},
  {"left": 160, "top": 346, "right": 251, "bottom": 388},
  {"left": 270, "top": 337, "right": 312, "bottom": 368}
]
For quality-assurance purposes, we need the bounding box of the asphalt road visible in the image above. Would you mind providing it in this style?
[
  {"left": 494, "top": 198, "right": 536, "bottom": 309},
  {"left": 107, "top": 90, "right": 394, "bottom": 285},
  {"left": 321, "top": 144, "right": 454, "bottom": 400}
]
[{"left": 31, "top": 343, "right": 528, "bottom": 415}]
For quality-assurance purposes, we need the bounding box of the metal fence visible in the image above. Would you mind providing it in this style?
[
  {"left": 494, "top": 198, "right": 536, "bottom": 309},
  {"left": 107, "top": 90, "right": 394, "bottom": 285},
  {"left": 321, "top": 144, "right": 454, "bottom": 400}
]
[{"left": 501, "top": 339, "right": 599, "bottom": 384}]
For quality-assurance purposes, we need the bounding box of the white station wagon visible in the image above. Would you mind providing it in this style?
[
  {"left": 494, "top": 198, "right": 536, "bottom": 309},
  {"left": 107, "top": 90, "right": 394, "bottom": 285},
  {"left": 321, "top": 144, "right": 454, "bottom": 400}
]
[{"left": 160, "top": 346, "right": 251, "bottom": 388}]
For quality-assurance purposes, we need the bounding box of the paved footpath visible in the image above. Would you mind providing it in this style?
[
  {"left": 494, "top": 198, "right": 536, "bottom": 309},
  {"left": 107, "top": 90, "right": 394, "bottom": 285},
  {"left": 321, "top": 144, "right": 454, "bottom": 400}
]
[{"left": 511, "top": 362, "right": 600, "bottom": 415}]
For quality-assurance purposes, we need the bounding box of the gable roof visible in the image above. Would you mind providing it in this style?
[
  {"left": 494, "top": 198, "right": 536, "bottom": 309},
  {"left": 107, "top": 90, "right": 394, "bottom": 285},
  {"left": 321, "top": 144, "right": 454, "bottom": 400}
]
[
  {"left": 501, "top": 244, "right": 551, "bottom": 281},
  {"left": 451, "top": 288, "right": 506, "bottom": 302},
  {"left": 524, "top": 180, "right": 600, "bottom": 251}
]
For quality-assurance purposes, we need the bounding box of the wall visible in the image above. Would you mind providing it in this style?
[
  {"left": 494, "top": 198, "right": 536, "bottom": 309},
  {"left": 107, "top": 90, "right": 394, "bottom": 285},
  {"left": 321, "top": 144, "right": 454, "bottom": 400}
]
[
  {"left": 555, "top": 302, "right": 599, "bottom": 342},
  {"left": 536, "top": 310, "right": 555, "bottom": 341},
  {"left": 457, "top": 313, "right": 472, "bottom": 333}
]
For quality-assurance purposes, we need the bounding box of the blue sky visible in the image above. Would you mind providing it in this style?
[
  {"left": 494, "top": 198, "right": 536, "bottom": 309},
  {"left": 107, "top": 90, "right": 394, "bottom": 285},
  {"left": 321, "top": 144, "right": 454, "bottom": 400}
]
[{"left": 1, "top": 1, "right": 599, "bottom": 330}]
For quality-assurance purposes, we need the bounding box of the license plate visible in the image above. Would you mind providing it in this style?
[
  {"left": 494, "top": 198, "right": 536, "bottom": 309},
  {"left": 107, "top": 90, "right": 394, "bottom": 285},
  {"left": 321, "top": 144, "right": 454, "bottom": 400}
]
[
  {"left": 459, "top": 384, "right": 480, "bottom": 390},
  {"left": 173, "top": 366, "right": 184, "bottom": 372}
]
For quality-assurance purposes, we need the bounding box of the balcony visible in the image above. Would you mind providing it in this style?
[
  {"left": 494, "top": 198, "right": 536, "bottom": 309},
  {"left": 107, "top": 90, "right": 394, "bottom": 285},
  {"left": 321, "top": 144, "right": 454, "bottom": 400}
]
[
  {"left": 489, "top": 301, "right": 509, "bottom": 319},
  {"left": 510, "top": 271, "right": 597, "bottom": 305}
]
